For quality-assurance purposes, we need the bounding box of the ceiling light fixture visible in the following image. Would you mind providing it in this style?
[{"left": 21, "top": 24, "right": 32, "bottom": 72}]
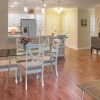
[
  {"left": 41, "top": 0, "right": 47, "bottom": 13},
  {"left": 36, "top": 6, "right": 39, "bottom": 10},
  {"left": 14, "top": 1, "right": 18, "bottom": 5},
  {"left": 42, "top": 7, "right": 45, "bottom": 13},
  {"left": 55, "top": 0, "right": 64, "bottom": 14},
  {"left": 11, "top": 5, "right": 14, "bottom": 8},
  {"left": 43, "top": 3, "right": 47, "bottom": 7},
  {"left": 24, "top": 0, "right": 28, "bottom": 12}
]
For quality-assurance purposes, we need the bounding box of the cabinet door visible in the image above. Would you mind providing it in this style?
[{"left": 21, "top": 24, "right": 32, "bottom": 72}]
[{"left": 8, "top": 14, "right": 20, "bottom": 26}]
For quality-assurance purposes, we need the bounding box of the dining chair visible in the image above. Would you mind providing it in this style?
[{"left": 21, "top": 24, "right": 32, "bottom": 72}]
[
  {"left": 43, "top": 38, "right": 60, "bottom": 78},
  {"left": 0, "top": 49, "right": 18, "bottom": 89},
  {"left": 41, "top": 36, "right": 50, "bottom": 46},
  {"left": 16, "top": 37, "right": 25, "bottom": 55},
  {"left": 19, "top": 43, "right": 45, "bottom": 90}
]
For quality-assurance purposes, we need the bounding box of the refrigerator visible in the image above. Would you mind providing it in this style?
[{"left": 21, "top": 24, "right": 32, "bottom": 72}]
[{"left": 21, "top": 19, "right": 37, "bottom": 37}]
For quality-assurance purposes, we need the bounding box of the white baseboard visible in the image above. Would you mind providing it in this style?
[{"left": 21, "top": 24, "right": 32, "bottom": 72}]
[
  {"left": 77, "top": 47, "right": 90, "bottom": 50},
  {"left": 65, "top": 45, "right": 78, "bottom": 50},
  {"left": 65, "top": 45, "right": 90, "bottom": 50}
]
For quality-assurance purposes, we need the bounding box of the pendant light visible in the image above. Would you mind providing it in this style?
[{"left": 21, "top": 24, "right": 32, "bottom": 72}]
[
  {"left": 41, "top": 0, "right": 47, "bottom": 13},
  {"left": 24, "top": 0, "right": 28, "bottom": 12},
  {"left": 42, "top": 7, "right": 45, "bottom": 13}
]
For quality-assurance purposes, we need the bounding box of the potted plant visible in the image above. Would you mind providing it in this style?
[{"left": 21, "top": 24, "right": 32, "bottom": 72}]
[{"left": 20, "top": 37, "right": 32, "bottom": 50}]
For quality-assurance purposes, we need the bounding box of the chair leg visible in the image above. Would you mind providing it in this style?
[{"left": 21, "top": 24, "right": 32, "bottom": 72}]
[
  {"left": 3, "top": 72, "right": 7, "bottom": 90},
  {"left": 91, "top": 47, "right": 93, "bottom": 55},
  {"left": 5, "top": 67, "right": 10, "bottom": 90},
  {"left": 55, "top": 63, "right": 58, "bottom": 78},
  {"left": 15, "top": 68, "right": 18, "bottom": 84},
  {"left": 50, "top": 62, "right": 55, "bottom": 75},
  {"left": 81, "top": 90, "right": 84, "bottom": 100},
  {"left": 3, "top": 72, "right": 6, "bottom": 84},
  {"left": 25, "top": 73, "right": 27, "bottom": 91},
  {"left": 50, "top": 64, "right": 54, "bottom": 73},
  {"left": 41, "top": 68, "right": 44, "bottom": 87},
  {"left": 36, "top": 73, "right": 39, "bottom": 79},
  {"left": 19, "top": 66, "right": 22, "bottom": 82},
  {"left": 97, "top": 49, "right": 98, "bottom": 55}
]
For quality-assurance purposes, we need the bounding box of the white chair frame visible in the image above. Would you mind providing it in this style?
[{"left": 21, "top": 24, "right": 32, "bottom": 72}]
[
  {"left": 25, "top": 43, "right": 45, "bottom": 90},
  {"left": 44, "top": 39, "right": 60, "bottom": 77}
]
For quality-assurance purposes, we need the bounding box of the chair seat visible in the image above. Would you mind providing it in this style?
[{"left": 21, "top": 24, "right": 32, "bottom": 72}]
[
  {"left": 27, "top": 60, "right": 43, "bottom": 67},
  {"left": 0, "top": 64, "right": 18, "bottom": 72},
  {"left": 16, "top": 55, "right": 32, "bottom": 63},
  {"left": 43, "top": 56, "right": 50, "bottom": 61},
  {"left": 43, "top": 56, "right": 55, "bottom": 66},
  {"left": 91, "top": 46, "right": 100, "bottom": 49},
  {"left": 27, "top": 66, "right": 41, "bottom": 71},
  {"left": 20, "top": 60, "right": 42, "bottom": 69},
  {"left": 43, "top": 55, "right": 55, "bottom": 61}
]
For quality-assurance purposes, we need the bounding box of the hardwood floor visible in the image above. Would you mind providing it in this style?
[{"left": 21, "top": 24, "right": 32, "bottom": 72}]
[{"left": 0, "top": 48, "right": 100, "bottom": 100}]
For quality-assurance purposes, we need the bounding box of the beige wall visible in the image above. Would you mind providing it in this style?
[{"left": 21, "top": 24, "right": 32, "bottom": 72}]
[
  {"left": 62, "top": 8, "right": 94, "bottom": 49},
  {"left": 0, "top": 0, "right": 16, "bottom": 49},
  {"left": 45, "top": 9, "right": 62, "bottom": 35},
  {"left": 46, "top": 8, "right": 79, "bottom": 49},
  {"left": 45, "top": 8, "right": 79, "bottom": 49},
  {"left": 78, "top": 9, "right": 94, "bottom": 49},
  {"left": 95, "top": 7, "right": 100, "bottom": 35},
  {"left": 62, "top": 8, "right": 78, "bottom": 49}
]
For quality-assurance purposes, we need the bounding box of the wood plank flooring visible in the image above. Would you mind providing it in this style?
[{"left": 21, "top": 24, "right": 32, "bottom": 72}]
[{"left": 0, "top": 48, "right": 100, "bottom": 100}]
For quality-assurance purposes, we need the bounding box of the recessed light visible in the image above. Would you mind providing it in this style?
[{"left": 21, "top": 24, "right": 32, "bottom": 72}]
[
  {"left": 11, "top": 5, "right": 14, "bottom": 8},
  {"left": 14, "top": 1, "right": 18, "bottom": 5},
  {"left": 36, "top": 6, "right": 40, "bottom": 10},
  {"left": 43, "top": 3, "right": 47, "bottom": 7}
]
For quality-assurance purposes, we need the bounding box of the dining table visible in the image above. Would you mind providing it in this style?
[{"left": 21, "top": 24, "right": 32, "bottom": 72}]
[{"left": 0, "top": 43, "right": 51, "bottom": 80}]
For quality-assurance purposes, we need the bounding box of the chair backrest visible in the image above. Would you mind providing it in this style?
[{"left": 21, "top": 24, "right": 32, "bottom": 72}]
[
  {"left": 40, "top": 36, "right": 50, "bottom": 47},
  {"left": 91, "top": 37, "right": 100, "bottom": 47},
  {"left": 25, "top": 43, "right": 45, "bottom": 68},
  {"left": 16, "top": 37, "right": 24, "bottom": 54},
  {"left": 51, "top": 39, "right": 60, "bottom": 59}
]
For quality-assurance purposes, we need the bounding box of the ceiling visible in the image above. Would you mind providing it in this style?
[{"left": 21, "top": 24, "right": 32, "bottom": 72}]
[{"left": 8, "top": 0, "right": 100, "bottom": 9}]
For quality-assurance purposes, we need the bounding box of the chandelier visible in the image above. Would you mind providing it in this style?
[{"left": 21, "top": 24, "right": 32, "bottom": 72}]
[{"left": 54, "top": 0, "right": 64, "bottom": 14}]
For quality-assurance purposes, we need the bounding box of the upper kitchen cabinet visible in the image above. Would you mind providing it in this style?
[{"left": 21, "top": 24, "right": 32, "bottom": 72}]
[{"left": 8, "top": 13, "right": 35, "bottom": 27}]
